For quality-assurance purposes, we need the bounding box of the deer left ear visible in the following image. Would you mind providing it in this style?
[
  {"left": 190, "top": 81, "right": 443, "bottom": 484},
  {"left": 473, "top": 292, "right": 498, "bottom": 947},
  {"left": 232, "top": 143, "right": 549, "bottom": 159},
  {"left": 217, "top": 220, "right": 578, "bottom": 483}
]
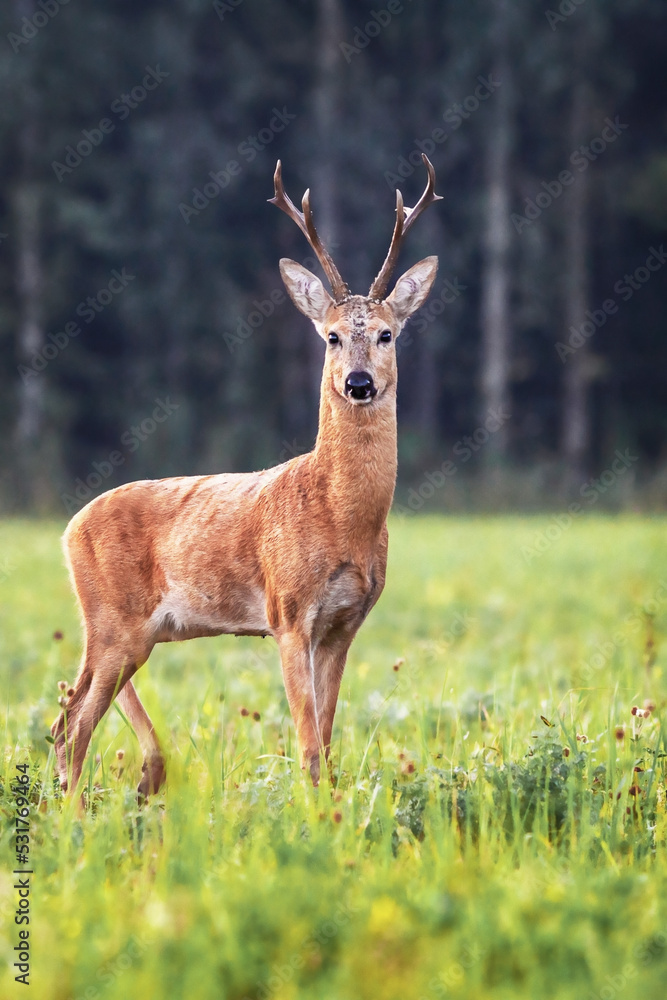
[{"left": 386, "top": 256, "right": 438, "bottom": 325}]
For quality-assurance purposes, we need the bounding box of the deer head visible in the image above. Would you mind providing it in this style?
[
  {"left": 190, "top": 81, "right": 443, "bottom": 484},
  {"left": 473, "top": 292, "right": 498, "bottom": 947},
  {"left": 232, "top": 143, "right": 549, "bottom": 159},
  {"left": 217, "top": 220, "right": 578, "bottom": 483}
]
[{"left": 270, "top": 155, "right": 441, "bottom": 407}]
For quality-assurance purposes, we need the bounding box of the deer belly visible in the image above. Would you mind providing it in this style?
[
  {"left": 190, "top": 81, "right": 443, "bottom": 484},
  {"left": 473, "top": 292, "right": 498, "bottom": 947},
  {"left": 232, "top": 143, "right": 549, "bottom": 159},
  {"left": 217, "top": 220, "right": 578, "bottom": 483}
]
[{"left": 149, "top": 582, "right": 269, "bottom": 640}]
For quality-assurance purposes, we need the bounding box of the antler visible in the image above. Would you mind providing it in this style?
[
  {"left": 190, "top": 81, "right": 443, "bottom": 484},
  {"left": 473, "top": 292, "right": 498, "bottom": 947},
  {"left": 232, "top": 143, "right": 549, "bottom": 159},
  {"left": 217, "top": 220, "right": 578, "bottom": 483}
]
[
  {"left": 269, "top": 161, "right": 349, "bottom": 302},
  {"left": 368, "top": 154, "right": 443, "bottom": 301}
]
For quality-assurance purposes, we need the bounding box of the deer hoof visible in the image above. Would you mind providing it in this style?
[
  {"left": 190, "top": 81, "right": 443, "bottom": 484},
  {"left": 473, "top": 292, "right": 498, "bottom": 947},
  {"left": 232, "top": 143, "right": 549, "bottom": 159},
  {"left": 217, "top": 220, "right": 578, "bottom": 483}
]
[{"left": 137, "top": 757, "right": 166, "bottom": 801}]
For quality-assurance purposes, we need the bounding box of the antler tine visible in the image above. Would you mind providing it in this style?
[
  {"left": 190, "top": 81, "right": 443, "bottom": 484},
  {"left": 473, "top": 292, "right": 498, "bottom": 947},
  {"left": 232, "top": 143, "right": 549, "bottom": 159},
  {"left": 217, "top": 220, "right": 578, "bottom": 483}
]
[
  {"left": 269, "top": 160, "right": 349, "bottom": 302},
  {"left": 368, "top": 188, "right": 404, "bottom": 302},
  {"left": 368, "top": 154, "right": 443, "bottom": 301},
  {"left": 301, "top": 189, "right": 349, "bottom": 301},
  {"left": 402, "top": 153, "right": 443, "bottom": 235},
  {"left": 268, "top": 160, "right": 310, "bottom": 241}
]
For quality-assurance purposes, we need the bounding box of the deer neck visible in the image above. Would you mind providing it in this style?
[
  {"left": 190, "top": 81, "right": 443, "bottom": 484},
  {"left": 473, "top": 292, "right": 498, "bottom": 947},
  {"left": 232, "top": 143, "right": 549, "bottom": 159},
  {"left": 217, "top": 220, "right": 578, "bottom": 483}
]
[{"left": 311, "top": 375, "right": 397, "bottom": 540}]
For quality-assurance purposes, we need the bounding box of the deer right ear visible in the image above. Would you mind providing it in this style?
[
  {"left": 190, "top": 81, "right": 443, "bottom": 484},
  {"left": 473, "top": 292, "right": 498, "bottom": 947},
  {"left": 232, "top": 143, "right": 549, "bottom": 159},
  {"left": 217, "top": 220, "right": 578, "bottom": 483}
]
[{"left": 279, "top": 259, "right": 333, "bottom": 325}]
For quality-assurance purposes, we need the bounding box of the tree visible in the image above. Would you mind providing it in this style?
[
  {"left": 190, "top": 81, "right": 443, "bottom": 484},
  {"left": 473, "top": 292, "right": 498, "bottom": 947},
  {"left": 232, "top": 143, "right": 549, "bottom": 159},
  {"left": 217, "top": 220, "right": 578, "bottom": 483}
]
[
  {"left": 479, "top": 0, "right": 513, "bottom": 465},
  {"left": 560, "top": 73, "right": 593, "bottom": 492},
  {"left": 11, "top": 0, "right": 48, "bottom": 509}
]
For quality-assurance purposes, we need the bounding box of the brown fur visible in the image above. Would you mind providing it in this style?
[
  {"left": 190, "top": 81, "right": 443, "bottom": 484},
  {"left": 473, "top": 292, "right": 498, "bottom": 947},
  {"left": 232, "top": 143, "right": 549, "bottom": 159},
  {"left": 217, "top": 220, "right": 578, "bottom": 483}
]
[{"left": 51, "top": 248, "right": 437, "bottom": 798}]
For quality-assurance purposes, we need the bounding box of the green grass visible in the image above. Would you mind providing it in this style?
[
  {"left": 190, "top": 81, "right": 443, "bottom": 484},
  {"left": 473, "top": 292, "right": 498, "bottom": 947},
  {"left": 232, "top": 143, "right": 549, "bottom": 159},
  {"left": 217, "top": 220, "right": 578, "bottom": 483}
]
[{"left": 1, "top": 514, "right": 667, "bottom": 1000}]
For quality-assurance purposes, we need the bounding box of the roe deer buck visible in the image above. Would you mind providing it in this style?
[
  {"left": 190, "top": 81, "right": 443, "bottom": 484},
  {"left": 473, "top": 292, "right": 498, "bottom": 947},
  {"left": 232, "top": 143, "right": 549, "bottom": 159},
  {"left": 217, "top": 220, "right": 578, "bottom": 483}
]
[{"left": 52, "top": 154, "right": 441, "bottom": 798}]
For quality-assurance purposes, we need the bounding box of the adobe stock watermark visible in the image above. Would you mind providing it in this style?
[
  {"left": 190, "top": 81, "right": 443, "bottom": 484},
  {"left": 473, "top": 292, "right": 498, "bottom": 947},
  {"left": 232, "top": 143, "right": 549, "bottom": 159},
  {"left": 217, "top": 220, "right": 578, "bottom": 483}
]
[
  {"left": 579, "top": 579, "right": 667, "bottom": 684},
  {"left": 242, "top": 899, "right": 361, "bottom": 1000},
  {"left": 340, "top": 0, "right": 412, "bottom": 63},
  {"left": 61, "top": 397, "right": 180, "bottom": 514},
  {"left": 223, "top": 251, "right": 332, "bottom": 353},
  {"left": 545, "top": 0, "right": 587, "bottom": 31},
  {"left": 213, "top": 0, "right": 243, "bottom": 19},
  {"left": 0, "top": 556, "right": 16, "bottom": 583},
  {"left": 179, "top": 107, "right": 296, "bottom": 224},
  {"left": 420, "top": 612, "right": 478, "bottom": 669},
  {"left": 52, "top": 66, "right": 169, "bottom": 181},
  {"left": 368, "top": 613, "right": 474, "bottom": 728},
  {"left": 7, "top": 0, "right": 71, "bottom": 54},
  {"left": 224, "top": 289, "right": 286, "bottom": 353},
  {"left": 385, "top": 75, "right": 501, "bottom": 189},
  {"left": 585, "top": 930, "right": 667, "bottom": 1000},
  {"left": 277, "top": 438, "right": 309, "bottom": 463},
  {"left": 396, "top": 275, "right": 468, "bottom": 359},
  {"left": 394, "top": 407, "right": 511, "bottom": 515},
  {"left": 520, "top": 448, "right": 638, "bottom": 563},
  {"left": 556, "top": 245, "right": 667, "bottom": 362},
  {"left": 419, "top": 942, "right": 487, "bottom": 1000},
  {"left": 67, "top": 933, "right": 154, "bottom": 1000},
  {"left": 17, "top": 268, "right": 135, "bottom": 383},
  {"left": 511, "top": 116, "right": 628, "bottom": 233}
]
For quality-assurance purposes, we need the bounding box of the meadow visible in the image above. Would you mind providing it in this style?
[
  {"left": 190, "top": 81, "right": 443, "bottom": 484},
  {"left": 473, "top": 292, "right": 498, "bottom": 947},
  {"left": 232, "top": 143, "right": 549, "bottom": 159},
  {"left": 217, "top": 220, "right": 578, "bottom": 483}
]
[{"left": 1, "top": 514, "right": 666, "bottom": 1000}]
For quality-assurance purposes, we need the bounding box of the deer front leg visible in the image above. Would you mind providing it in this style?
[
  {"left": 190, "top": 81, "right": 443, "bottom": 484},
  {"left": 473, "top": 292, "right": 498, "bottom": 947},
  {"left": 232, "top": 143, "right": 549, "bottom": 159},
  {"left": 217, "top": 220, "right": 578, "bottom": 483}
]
[
  {"left": 314, "top": 637, "right": 351, "bottom": 768},
  {"left": 276, "top": 631, "right": 323, "bottom": 784}
]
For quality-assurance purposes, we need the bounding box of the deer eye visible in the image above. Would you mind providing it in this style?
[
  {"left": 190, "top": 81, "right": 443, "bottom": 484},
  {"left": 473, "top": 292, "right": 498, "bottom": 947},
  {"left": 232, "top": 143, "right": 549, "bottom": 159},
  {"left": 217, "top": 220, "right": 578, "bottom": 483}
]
[
  {"left": 328, "top": 331, "right": 340, "bottom": 345},
  {"left": 379, "top": 329, "right": 392, "bottom": 343}
]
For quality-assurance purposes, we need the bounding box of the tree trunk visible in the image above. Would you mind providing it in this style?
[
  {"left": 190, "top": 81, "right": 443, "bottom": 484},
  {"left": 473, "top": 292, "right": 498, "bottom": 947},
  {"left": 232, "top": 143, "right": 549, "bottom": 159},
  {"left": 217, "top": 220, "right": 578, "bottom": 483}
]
[
  {"left": 308, "top": 0, "right": 344, "bottom": 398},
  {"left": 560, "top": 78, "right": 592, "bottom": 491},
  {"left": 413, "top": 213, "right": 443, "bottom": 457},
  {"left": 14, "top": 180, "right": 43, "bottom": 451},
  {"left": 313, "top": 0, "right": 343, "bottom": 259},
  {"left": 13, "top": 0, "right": 47, "bottom": 509},
  {"left": 410, "top": 7, "right": 443, "bottom": 458},
  {"left": 479, "top": 0, "right": 512, "bottom": 465}
]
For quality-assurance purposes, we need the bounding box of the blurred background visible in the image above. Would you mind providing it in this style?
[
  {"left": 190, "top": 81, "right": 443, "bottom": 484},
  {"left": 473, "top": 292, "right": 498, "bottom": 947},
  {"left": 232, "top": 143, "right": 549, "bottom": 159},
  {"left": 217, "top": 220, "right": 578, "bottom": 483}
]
[{"left": 1, "top": 0, "right": 666, "bottom": 514}]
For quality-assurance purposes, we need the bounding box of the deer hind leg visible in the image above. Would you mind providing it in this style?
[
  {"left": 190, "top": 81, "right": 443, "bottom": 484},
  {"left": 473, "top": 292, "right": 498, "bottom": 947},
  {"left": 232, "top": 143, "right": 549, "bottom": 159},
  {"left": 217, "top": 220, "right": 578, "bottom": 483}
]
[
  {"left": 276, "top": 631, "right": 323, "bottom": 785},
  {"left": 117, "top": 680, "right": 165, "bottom": 799},
  {"left": 51, "top": 637, "right": 147, "bottom": 796}
]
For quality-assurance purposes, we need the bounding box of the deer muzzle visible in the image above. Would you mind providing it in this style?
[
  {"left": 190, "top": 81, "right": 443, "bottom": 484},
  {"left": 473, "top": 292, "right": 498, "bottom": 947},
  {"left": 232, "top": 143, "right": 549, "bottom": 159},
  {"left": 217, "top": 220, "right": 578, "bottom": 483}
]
[{"left": 344, "top": 371, "right": 377, "bottom": 401}]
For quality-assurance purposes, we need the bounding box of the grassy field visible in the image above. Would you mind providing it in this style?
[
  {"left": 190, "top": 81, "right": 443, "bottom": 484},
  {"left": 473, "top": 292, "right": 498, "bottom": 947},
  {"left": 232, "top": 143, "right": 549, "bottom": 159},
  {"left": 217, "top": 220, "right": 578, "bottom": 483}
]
[{"left": 1, "top": 514, "right": 667, "bottom": 1000}]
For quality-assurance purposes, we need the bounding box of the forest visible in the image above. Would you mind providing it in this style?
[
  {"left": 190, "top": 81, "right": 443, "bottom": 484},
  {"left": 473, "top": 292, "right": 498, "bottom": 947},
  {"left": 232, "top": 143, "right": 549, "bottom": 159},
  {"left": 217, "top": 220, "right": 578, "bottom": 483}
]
[
  {"left": 1, "top": 0, "right": 666, "bottom": 513},
  {"left": 3, "top": 7, "right": 667, "bottom": 1000}
]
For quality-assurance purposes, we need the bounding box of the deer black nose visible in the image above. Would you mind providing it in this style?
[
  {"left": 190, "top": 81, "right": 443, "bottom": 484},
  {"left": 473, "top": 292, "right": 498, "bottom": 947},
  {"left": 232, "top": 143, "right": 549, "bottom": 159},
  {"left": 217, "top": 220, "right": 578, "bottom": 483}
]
[{"left": 345, "top": 370, "right": 376, "bottom": 400}]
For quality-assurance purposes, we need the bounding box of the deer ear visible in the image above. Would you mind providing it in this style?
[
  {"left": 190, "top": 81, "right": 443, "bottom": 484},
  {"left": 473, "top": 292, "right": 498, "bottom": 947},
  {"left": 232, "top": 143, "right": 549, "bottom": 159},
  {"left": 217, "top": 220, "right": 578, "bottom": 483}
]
[
  {"left": 279, "top": 259, "right": 333, "bottom": 324},
  {"left": 386, "top": 256, "right": 438, "bottom": 325}
]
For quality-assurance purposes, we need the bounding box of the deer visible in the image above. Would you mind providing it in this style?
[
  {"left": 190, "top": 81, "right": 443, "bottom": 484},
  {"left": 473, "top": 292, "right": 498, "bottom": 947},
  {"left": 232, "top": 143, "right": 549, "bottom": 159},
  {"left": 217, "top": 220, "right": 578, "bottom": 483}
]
[{"left": 51, "top": 154, "right": 441, "bottom": 800}]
